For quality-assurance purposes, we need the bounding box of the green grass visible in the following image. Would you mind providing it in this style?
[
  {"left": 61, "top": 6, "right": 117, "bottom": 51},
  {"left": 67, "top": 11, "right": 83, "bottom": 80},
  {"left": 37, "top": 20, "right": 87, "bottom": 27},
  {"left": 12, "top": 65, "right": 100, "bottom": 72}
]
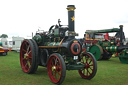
[{"left": 0, "top": 51, "right": 128, "bottom": 85}]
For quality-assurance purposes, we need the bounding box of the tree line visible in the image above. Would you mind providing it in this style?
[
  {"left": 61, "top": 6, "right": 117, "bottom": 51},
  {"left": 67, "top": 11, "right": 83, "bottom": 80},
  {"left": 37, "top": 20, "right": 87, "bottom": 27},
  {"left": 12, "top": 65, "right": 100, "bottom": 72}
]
[{"left": 0, "top": 34, "right": 8, "bottom": 38}]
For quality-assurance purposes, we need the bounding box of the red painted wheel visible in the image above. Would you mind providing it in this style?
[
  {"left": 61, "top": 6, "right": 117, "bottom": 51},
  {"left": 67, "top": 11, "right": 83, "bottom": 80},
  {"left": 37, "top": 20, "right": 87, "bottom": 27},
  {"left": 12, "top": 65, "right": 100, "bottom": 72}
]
[
  {"left": 20, "top": 39, "right": 38, "bottom": 74},
  {"left": 78, "top": 52, "right": 97, "bottom": 79},
  {"left": 47, "top": 53, "right": 66, "bottom": 84}
]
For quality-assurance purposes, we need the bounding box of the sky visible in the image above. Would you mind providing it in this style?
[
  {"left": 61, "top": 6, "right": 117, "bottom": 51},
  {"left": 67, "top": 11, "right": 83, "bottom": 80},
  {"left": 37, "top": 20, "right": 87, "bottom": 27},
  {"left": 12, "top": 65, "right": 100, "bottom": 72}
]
[{"left": 0, "top": 0, "right": 128, "bottom": 38}]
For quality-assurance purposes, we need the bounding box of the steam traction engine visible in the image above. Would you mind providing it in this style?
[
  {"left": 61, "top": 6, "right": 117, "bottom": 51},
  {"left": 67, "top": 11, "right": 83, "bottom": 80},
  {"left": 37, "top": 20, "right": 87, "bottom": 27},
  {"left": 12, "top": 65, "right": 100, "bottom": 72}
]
[
  {"left": 20, "top": 5, "right": 97, "bottom": 84},
  {"left": 84, "top": 25, "right": 128, "bottom": 64}
]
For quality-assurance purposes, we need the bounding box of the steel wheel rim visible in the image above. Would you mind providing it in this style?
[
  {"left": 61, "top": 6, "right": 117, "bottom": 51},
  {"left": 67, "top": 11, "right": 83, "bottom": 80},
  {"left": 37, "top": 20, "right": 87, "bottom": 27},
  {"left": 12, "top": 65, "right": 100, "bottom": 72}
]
[
  {"left": 78, "top": 53, "right": 95, "bottom": 78},
  {"left": 20, "top": 40, "right": 32, "bottom": 73},
  {"left": 47, "top": 55, "right": 62, "bottom": 83}
]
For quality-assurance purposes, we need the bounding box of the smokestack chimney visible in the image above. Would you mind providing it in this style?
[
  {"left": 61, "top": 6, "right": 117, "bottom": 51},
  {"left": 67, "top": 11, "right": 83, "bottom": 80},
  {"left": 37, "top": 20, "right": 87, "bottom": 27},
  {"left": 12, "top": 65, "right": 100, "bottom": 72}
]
[
  {"left": 67, "top": 5, "right": 76, "bottom": 32},
  {"left": 119, "top": 25, "right": 123, "bottom": 46}
]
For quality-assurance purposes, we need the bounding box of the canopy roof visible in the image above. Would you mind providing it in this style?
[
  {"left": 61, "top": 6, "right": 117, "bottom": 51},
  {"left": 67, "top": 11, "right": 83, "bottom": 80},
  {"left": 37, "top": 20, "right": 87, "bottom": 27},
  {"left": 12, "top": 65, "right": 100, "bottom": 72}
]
[{"left": 85, "top": 28, "right": 120, "bottom": 33}]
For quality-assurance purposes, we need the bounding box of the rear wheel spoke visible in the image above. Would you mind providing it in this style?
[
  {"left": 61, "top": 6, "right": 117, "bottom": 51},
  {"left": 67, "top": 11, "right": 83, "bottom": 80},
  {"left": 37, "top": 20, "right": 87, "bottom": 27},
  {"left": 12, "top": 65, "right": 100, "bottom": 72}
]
[
  {"left": 27, "top": 61, "right": 31, "bottom": 68},
  {"left": 28, "top": 50, "right": 32, "bottom": 55},
  {"left": 89, "top": 64, "right": 93, "bottom": 66},
  {"left": 89, "top": 67, "right": 93, "bottom": 71},
  {"left": 27, "top": 45, "right": 30, "bottom": 53},
  {"left": 88, "top": 59, "right": 92, "bottom": 64},
  {"left": 24, "top": 63, "right": 28, "bottom": 68},
  {"left": 85, "top": 57, "right": 89, "bottom": 63},
  {"left": 88, "top": 70, "right": 91, "bottom": 75},
  {"left": 56, "top": 70, "right": 61, "bottom": 76},
  {"left": 22, "top": 49, "right": 27, "bottom": 53},
  {"left": 55, "top": 58, "right": 57, "bottom": 66},
  {"left": 54, "top": 72, "right": 57, "bottom": 79},
  {"left": 86, "top": 68, "right": 88, "bottom": 76},
  {"left": 28, "top": 51, "right": 32, "bottom": 59}
]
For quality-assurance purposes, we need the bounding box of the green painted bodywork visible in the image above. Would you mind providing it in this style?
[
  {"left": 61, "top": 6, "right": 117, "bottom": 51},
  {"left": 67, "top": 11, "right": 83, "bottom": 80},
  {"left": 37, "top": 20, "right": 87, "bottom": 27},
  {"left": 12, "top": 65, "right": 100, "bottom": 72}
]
[
  {"left": 54, "top": 29, "right": 59, "bottom": 37},
  {"left": 89, "top": 45, "right": 102, "bottom": 60},
  {"left": 104, "top": 46, "right": 118, "bottom": 52},
  {"left": 85, "top": 28, "right": 120, "bottom": 33},
  {"left": 95, "top": 41, "right": 117, "bottom": 52},
  {"left": 33, "top": 35, "right": 42, "bottom": 43},
  {"left": 102, "top": 42, "right": 111, "bottom": 47},
  {"left": 66, "top": 64, "right": 85, "bottom": 70},
  {"left": 100, "top": 41, "right": 115, "bottom": 48},
  {"left": 85, "top": 26, "right": 128, "bottom": 64},
  {"left": 33, "top": 34, "right": 48, "bottom": 44},
  {"left": 119, "top": 49, "right": 128, "bottom": 64}
]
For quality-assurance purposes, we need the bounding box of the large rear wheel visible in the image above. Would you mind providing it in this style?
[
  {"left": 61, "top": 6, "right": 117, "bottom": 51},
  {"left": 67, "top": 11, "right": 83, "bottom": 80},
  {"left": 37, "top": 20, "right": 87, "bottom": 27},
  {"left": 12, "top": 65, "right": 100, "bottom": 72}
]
[
  {"left": 78, "top": 52, "right": 97, "bottom": 79},
  {"left": 20, "top": 39, "right": 38, "bottom": 73},
  {"left": 47, "top": 53, "right": 66, "bottom": 84}
]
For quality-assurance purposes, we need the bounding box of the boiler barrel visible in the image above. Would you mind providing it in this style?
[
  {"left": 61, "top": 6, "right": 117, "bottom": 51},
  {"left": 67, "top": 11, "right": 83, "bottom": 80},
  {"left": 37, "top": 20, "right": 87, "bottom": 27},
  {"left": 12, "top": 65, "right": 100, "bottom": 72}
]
[{"left": 105, "top": 46, "right": 118, "bottom": 52}]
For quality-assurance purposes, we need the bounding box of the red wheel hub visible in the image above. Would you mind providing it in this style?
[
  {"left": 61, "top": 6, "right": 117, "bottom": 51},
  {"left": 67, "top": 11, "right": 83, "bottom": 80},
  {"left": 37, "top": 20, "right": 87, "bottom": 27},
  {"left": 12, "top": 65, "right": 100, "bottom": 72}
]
[{"left": 85, "top": 63, "right": 90, "bottom": 68}]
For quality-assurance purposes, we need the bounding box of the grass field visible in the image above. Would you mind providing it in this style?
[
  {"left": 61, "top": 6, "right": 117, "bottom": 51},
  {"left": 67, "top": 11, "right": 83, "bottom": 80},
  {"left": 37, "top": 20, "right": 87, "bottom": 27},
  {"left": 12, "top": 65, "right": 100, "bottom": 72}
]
[{"left": 0, "top": 51, "right": 128, "bottom": 85}]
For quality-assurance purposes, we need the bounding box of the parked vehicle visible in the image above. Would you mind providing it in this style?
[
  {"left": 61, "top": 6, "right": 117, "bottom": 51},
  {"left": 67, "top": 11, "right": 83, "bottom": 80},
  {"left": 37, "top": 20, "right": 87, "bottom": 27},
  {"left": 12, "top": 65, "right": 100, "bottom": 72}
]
[
  {"left": 0, "top": 46, "right": 8, "bottom": 56},
  {"left": 84, "top": 25, "right": 128, "bottom": 64},
  {"left": 12, "top": 37, "right": 24, "bottom": 52},
  {"left": 0, "top": 37, "right": 24, "bottom": 52},
  {"left": 20, "top": 5, "right": 97, "bottom": 84},
  {"left": 1, "top": 38, "right": 12, "bottom": 49}
]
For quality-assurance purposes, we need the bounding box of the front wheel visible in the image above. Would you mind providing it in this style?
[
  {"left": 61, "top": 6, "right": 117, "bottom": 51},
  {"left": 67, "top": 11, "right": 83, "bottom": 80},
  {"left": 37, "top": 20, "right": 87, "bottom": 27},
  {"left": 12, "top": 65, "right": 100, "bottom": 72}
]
[
  {"left": 47, "top": 53, "right": 66, "bottom": 85},
  {"left": 78, "top": 52, "right": 97, "bottom": 80}
]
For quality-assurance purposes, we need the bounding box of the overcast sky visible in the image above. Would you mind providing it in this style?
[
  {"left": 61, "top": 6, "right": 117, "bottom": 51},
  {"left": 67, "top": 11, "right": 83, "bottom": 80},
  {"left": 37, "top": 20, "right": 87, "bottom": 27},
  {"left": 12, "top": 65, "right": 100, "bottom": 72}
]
[{"left": 0, "top": 0, "right": 128, "bottom": 38}]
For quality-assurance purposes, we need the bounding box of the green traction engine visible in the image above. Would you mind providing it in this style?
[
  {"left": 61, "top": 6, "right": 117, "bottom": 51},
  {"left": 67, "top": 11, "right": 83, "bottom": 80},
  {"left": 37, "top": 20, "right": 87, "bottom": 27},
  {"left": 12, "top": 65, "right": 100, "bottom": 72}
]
[
  {"left": 84, "top": 25, "right": 128, "bottom": 64},
  {"left": 20, "top": 5, "right": 97, "bottom": 84}
]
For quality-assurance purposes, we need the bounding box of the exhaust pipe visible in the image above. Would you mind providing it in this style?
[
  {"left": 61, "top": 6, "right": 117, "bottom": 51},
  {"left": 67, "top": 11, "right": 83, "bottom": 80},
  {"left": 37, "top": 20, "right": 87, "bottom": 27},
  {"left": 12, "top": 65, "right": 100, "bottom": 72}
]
[{"left": 67, "top": 5, "right": 75, "bottom": 32}]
